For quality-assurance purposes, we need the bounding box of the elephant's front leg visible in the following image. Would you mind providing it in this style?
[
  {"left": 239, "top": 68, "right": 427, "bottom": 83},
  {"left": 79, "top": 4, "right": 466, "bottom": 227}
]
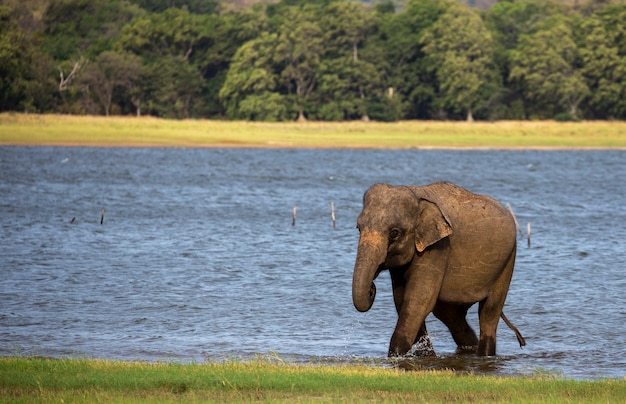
[
  {"left": 409, "top": 322, "right": 435, "bottom": 357},
  {"left": 389, "top": 263, "right": 443, "bottom": 357}
]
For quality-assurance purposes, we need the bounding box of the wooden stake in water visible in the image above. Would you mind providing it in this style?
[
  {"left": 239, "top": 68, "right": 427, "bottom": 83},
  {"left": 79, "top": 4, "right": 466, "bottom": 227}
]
[
  {"left": 292, "top": 206, "right": 297, "bottom": 226},
  {"left": 331, "top": 201, "right": 336, "bottom": 228},
  {"left": 101, "top": 208, "right": 105, "bottom": 225},
  {"left": 527, "top": 222, "right": 531, "bottom": 248}
]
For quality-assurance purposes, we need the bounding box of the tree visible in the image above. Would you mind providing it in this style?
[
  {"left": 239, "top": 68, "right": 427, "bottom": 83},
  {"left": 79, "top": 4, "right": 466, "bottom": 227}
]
[
  {"left": 238, "top": 92, "right": 292, "bottom": 122},
  {"left": 142, "top": 55, "right": 204, "bottom": 118},
  {"left": 509, "top": 16, "right": 589, "bottom": 119},
  {"left": 37, "top": 0, "right": 144, "bottom": 114},
  {"left": 0, "top": 6, "right": 31, "bottom": 110},
  {"left": 43, "top": 0, "right": 143, "bottom": 60},
  {"left": 579, "top": 11, "right": 626, "bottom": 119},
  {"left": 315, "top": 2, "right": 379, "bottom": 120},
  {"left": 422, "top": 3, "right": 498, "bottom": 121},
  {"left": 10, "top": 0, "right": 626, "bottom": 121},
  {"left": 485, "top": 0, "right": 562, "bottom": 118},
  {"left": 321, "top": 1, "right": 373, "bottom": 62},
  {"left": 274, "top": 6, "right": 324, "bottom": 121},
  {"left": 371, "top": 0, "right": 453, "bottom": 119},
  {"left": 1, "top": 0, "right": 44, "bottom": 34},
  {"left": 120, "top": 8, "right": 266, "bottom": 115},
  {"left": 0, "top": 5, "right": 55, "bottom": 112},
  {"left": 486, "top": 0, "right": 561, "bottom": 52},
  {"left": 118, "top": 8, "right": 217, "bottom": 118},
  {"left": 595, "top": 1, "right": 626, "bottom": 56},
  {"left": 77, "top": 51, "right": 142, "bottom": 116},
  {"left": 219, "top": 32, "right": 290, "bottom": 120},
  {"left": 314, "top": 57, "right": 381, "bottom": 120},
  {"left": 193, "top": 8, "right": 269, "bottom": 117},
  {"left": 128, "top": 0, "right": 219, "bottom": 14},
  {"left": 118, "top": 8, "right": 210, "bottom": 61}
]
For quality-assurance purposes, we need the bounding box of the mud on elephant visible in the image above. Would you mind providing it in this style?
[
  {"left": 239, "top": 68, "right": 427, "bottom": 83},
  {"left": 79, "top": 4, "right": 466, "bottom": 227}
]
[{"left": 352, "top": 182, "right": 525, "bottom": 357}]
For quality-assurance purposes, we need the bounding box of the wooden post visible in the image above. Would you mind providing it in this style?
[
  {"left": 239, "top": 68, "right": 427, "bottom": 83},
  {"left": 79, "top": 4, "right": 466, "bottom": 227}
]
[
  {"left": 331, "top": 201, "right": 336, "bottom": 228},
  {"left": 100, "top": 208, "right": 105, "bottom": 225},
  {"left": 292, "top": 206, "right": 297, "bottom": 226},
  {"left": 527, "top": 222, "right": 531, "bottom": 248}
]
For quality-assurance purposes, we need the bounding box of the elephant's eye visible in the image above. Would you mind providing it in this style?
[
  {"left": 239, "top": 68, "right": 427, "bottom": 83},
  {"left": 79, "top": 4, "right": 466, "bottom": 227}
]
[{"left": 389, "top": 228, "right": 402, "bottom": 241}]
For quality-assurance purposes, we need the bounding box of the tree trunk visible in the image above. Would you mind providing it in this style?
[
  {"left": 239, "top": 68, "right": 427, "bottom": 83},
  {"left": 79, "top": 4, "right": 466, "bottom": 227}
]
[
  {"left": 132, "top": 97, "right": 141, "bottom": 117},
  {"left": 466, "top": 108, "right": 474, "bottom": 122},
  {"left": 297, "top": 110, "right": 307, "bottom": 122},
  {"left": 104, "top": 94, "right": 111, "bottom": 116},
  {"left": 569, "top": 102, "right": 579, "bottom": 120},
  {"left": 360, "top": 88, "right": 368, "bottom": 122}
]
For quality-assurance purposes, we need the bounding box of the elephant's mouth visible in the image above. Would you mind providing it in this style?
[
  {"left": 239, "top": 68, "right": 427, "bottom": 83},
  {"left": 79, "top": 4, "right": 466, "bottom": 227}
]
[
  {"left": 373, "top": 264, "right": 386, "bottom": 280},
  {"left": 384, "top": 250, "right": 414, "bottom": 270}
]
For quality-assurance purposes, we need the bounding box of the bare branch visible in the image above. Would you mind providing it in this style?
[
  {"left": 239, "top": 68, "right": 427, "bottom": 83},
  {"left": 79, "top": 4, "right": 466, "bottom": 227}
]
[{"left": 58, "top": 57, "right": 86, "bottom": 91}]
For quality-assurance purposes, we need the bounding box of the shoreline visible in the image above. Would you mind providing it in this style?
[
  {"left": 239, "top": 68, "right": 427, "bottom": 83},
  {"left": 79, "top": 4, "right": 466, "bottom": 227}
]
[{"left": 2, "top": 142, "right": 624, "bottom": 150}]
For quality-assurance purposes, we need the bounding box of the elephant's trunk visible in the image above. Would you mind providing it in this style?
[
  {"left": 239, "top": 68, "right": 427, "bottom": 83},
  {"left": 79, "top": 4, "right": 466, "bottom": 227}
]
[{"left": 352, "top": 232, "right": 386, "bottom": 312}]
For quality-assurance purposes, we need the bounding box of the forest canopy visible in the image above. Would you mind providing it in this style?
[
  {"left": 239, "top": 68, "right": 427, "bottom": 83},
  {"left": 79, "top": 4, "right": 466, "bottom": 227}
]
[{"left": 1, "top": 0, "right": 625, "bottom": 121}]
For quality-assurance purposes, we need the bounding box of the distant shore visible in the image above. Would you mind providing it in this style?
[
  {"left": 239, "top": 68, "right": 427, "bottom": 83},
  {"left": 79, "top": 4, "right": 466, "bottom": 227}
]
[{"left": 1, "top": 113, "right": 625, "bottom": 149}]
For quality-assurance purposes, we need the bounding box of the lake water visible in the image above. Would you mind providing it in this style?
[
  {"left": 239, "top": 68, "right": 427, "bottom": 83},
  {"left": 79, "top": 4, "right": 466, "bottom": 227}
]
[{"left": 1, "top": 146, "right": 625, "bottom": 380}]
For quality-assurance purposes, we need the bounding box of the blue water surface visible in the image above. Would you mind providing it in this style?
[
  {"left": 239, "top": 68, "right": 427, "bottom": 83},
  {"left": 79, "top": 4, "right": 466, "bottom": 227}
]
[{"left": 1, "top": 147, "right": 625, "bottom": 380}]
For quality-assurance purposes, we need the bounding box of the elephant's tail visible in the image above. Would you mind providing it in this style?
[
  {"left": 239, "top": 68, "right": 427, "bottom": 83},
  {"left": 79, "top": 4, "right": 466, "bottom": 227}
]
[{"left": 500, "top": 312, "right": 526, "bottom": 348}]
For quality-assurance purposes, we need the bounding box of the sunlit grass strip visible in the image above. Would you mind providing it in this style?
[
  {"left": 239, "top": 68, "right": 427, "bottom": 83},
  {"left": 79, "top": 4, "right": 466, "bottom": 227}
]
[
  {"left": 1, "top": 113, "right": 625, "bottom": 149},
  {"left": 1, "top": 357, "right": 625, "bottom": 403}
]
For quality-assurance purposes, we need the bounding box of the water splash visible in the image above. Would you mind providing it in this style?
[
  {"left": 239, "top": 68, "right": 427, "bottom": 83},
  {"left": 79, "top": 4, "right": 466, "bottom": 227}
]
[{"left": 407, "top": 334, "right": 436, "bottom": 357}]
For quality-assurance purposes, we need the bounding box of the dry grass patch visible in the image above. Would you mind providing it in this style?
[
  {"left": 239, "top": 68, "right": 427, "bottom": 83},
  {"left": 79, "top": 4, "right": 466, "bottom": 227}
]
[{"left": 1, "top": 113, "right": 625, "bottom": 149}]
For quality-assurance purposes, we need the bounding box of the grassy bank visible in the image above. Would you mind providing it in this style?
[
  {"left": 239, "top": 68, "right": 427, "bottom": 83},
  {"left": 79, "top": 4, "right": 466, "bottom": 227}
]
[
  {"left": 1, "top": 357, "right": 625, "bottom": 403},
  {"left": 1, "top": 113, "right": 625, "bottom": 148}
]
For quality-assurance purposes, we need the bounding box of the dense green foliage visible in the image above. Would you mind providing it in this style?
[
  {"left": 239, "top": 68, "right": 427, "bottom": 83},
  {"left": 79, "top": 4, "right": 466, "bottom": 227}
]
[{"left": 1, "top": 0, "right": 625, "bottom": 121}]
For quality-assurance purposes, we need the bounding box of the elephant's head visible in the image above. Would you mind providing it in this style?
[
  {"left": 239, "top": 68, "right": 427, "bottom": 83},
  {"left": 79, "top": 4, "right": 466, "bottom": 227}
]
[{"left": 352, "top": 184, "right": 453, "bottom": 312}]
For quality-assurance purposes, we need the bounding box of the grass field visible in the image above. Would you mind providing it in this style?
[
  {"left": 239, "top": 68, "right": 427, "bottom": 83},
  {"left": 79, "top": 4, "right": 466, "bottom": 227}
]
[
  {"left": 1, "top": 357, "right": 625, "bottom": 403},
  {"left": 1, "top": 113, "right": 625, "bottom": 148}
]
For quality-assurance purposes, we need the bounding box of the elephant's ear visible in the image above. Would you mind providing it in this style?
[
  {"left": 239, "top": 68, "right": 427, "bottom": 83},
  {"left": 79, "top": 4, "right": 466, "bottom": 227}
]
[{"left": 414, "top": 199, "right": 452, "bottom": 253}]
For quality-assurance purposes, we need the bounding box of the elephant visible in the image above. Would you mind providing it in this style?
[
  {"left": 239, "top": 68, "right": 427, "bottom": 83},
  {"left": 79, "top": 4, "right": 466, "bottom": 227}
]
[{"left": 352, "top": 182, "right": 525, "bottom": 357}]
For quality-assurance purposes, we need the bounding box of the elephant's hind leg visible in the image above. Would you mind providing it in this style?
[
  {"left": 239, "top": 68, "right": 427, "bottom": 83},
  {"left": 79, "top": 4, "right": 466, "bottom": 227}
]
[
  {"left": 433, "top": 301, "right": 478, "bottom": 353},
  {"left": 477, "top": 246, "right": 517, "bottom": 356}
]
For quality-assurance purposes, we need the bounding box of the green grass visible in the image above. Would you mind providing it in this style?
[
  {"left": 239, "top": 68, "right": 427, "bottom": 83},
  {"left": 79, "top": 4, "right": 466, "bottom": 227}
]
[
  {"left": 1, "top": 357, "right": 625, "bottom": 403},
  {"left": 1, "top": 113, "right": 625, "bottom": 148}
]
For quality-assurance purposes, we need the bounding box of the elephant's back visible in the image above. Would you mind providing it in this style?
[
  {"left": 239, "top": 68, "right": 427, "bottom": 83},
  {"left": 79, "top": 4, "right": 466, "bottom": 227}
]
[
  {"left": 416, "top": 182, "right": 513, "bottom": 223},
  {"left": 418, "top": 182, "right": 517, "bottom": 256},
  {"left": 424, "top": 183, "right": 517, "bottom": 302}
]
